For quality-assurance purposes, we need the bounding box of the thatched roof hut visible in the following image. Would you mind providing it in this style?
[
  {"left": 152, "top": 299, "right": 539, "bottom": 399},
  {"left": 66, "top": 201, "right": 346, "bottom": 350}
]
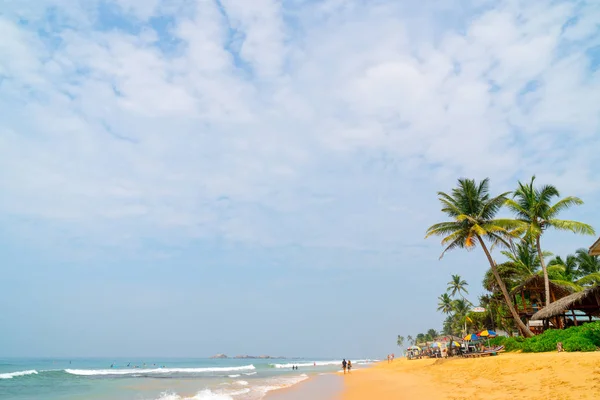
[
  {"left": 510, "top": 275, "right": 573, "bottom": 301},
  {"left": 531, "top": 286, "right": 600, "bottom": 321},
  {"left": 590, "top": 237, "right": 600, "bottom": 256},
  {"left": 510, "top": 276, "right": 575, "bottom": 332}
]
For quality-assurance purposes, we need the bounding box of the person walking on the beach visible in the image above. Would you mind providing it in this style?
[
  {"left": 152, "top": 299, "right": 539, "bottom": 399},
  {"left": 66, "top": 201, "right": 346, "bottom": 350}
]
[
  {"left": 342, "top": 359, "right": 347, "bottom": 374},
  {"left": 347, "top": 360, "right": 352, "bottom": 373}
]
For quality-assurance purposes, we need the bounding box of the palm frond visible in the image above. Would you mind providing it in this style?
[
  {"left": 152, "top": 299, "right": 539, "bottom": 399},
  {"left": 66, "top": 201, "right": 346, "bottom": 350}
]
[
  {"left": 425, "top": 222, "right": 462, "bottom": 238},
  {"left": 546, "top": 219, "right": 595, "bottom": 235},
  {"left": 545, "top": 196, "right": 584, "bottom": 218},
  {"left": 576, "top": 273, "right": 600, "bottom": 286}
]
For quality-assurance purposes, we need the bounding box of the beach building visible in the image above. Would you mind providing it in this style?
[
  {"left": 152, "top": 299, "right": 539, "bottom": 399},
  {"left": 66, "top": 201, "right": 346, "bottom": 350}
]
[
  {"left": 510, "top": 275, "right": 573, "bottom": 333},
  {"left": 589, "top": 236, "right": 600, "bottom": 256},
  {"left": 531, "top": 286, "right": 600, "bottom": 327}
]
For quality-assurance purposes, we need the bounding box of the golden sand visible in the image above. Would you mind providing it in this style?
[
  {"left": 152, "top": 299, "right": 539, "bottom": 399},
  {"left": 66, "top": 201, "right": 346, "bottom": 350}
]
[{"left": 342, "top": 352, "right": 600, "bottom": 400}]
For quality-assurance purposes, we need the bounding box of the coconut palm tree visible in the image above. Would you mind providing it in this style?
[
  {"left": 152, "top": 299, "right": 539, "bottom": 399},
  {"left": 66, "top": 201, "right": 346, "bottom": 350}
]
[
  {"left": 397, "top": 335, "right": 405, "bottom": 349},
  {"left": 505, "top": 176, "right": 595, "bottom": 307},
  {"left": 407, "top": 335, "right": 414, "bottom": 345},
  {"left": 574, "top": 248, "right": 600, "bottom": 276},
  {"left": 426, "top": 178, "right": 534, "bottom": 337},
  {"left": 437, "top": 293, "right": 454, "bottom": 314},
  {"left": 447, "top": 274, "right": 469, "bottom": 297},
  {"left": 548, "top": 254, "right": 600, "bottom": 289},
  {"left": 482, "top": 242, "right": 548, "bottom": 293},
  {"left": 427, "top": 329, "right": 439, "bottom": 340}
]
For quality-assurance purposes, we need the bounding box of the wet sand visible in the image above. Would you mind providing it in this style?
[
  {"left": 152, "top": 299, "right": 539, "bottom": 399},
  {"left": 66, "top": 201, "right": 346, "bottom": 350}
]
[
  {"left": 342, "top": 352, "right": 600, "bottom": 399},
  {"left": 265, "top": 374, "right": 343, "bottom": 400}
]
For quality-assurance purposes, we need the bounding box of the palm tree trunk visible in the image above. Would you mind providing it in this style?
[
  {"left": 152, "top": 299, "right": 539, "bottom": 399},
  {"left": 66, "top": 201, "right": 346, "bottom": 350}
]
[
  {"left": 477, "top": 236, "right": 534, "bottom": 337},
  {"left": 535, "top": 236, "right": 551, "bottom": 307}
]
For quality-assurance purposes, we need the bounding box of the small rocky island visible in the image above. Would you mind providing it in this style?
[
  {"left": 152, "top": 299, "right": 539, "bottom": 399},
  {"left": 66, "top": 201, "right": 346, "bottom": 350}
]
[{"left": 209, "top": 354, "right": 286, "bottom": 359}]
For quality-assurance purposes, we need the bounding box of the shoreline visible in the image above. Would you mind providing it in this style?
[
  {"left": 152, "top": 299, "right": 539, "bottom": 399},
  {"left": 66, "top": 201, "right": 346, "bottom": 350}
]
[{"left": 263, "top": 372, "right": 343, "bottom": 400}]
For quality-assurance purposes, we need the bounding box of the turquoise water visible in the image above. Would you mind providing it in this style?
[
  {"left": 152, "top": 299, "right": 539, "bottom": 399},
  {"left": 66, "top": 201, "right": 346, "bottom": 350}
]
[{"left": 0, "top": 358, "right": 372, "bottom": 399}]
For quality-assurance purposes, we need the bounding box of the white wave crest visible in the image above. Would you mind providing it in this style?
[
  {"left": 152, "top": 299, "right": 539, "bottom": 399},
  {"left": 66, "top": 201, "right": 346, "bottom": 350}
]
[
  {"left": 65, "top": 365, "right": 255, "bottom": 376},
  {"left": 155, "top": 390, "right": 233, "bottom": 400},
  {"left": 235, "top": 380, "right": 248, "bottom": 385},
  {"left": 0, "top": 370, "right": 38, "bottom": 379},
  {"left": 243, "top": 372, "right": 257, "bottom": 376},
  {"left": 271, "top": 359, "right": 373, "bottom": 369},
  {"left": 227, "top": 389, "right": 250, "bottom": 396},
  {"left": 271, "top": 360, "right": 340, "bottom": 368},
  {"left": 227, "top": 374, "right": 240, "bottom": 378}
]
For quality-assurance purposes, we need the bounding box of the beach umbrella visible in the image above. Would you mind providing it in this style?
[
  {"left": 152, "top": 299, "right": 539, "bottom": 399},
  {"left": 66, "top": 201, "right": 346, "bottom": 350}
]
[
  {"left": 407, "top": 345, "right": 421, "bottom": 350},
  {"left": 430, "top": 342, "right": 443, "bottom": 348},
  {"left": 463, "top": 334, "right": 479, "bottom": 341},
  {"left": 450, "top": 341, "right": 461, "bottom": 347},
  {"left": 479, "top": 330, "right": 497, "bottom": 347}
]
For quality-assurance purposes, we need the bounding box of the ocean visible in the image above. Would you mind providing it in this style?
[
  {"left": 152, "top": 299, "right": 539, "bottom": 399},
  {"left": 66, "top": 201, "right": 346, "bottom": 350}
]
[{"left": 0, "top": 358, "right": 373, "bottom": 399}]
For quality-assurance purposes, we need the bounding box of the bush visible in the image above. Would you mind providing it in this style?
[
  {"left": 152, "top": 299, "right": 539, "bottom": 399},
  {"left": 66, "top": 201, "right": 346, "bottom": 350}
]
[
  {"left": 563, "top": 336, "right": 597, "bottom": 352},
  {"left": 486, "top": 321, "right": 600, "bottom": 353}
]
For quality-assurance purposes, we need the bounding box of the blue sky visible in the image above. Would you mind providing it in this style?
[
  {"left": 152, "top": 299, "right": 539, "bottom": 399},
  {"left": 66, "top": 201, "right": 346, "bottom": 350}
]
[{"left": 0, "top": 0, "right": 599, "bottom": 358}]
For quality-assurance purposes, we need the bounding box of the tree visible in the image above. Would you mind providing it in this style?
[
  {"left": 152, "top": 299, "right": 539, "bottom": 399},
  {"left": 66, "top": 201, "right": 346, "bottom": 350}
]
[
  {"left": 397, "top": 335, "right": 405, "bottom": 349},
  {"left": 482, "top": 242, "right": 549, "bottom": 293},
  {"left": 548, "top": 254, "right": 600, "bottom": 289},
  {"left": 427, "top": 328, "right": 439, "bottom": 340},
  {"left": 447, "top": 274, "right": 469, "bottom": 297},
  {"left": 407, "top": 335, "right": 414, "bottom": 345},
  {"left": 416, "top": 333, "right": 426, "bottom": 344},
  {"left": 426, "top": 178, "right": 534, "bottom": 337},
  {"left": 506, "top": 176, "right": 595, "bottom": 307},
  {"left": 437, "top": 293, "right": 454, "bottom": 314},
  {"left": 574, "top": 248, "right": 600, "bottom": 276}
]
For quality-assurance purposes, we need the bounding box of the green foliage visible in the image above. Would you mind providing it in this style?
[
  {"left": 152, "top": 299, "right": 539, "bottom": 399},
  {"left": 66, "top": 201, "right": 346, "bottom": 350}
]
[{"left": 488, "top": 322, "right": 600, "bottom": 353}]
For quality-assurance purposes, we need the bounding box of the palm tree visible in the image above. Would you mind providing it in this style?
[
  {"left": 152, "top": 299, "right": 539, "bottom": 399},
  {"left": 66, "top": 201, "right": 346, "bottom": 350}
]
[
  {"left": 482, "top": 242, "right": 549, "bottom": 293},
  {"left": 397, "top": 335, "right": 405, "bottom": 349},
  {"left": 548, "top": 254, "right": 600, "bottom": 289},
  {"left": 506, "top": 176, "right": 595, "bottom": 307},
  {"left": 426, "top": 178, "right": 534, "bottom": 337},
  {"left": 427, "top": 329, "right": 439, "bottom": 340},
  {"left": 451, "top": 299, "right": 471, "bottom": 336},
  {"left": 574, "top": 248, "right": 600, "bottom": 276},
  {"left": 437, "top": 293, "right": 454, "bottom": 314},
  {"left": 407, "top": 335, "right": 414, "bottom": 345},
  {"left": 447, "top": 274, "right": 468, "bottom": 297}
]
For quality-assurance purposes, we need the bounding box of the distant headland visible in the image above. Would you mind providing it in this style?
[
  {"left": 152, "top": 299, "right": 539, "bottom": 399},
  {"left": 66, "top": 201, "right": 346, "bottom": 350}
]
[{"left": 209, "top": 354, "right": 286, "bottom": 359}]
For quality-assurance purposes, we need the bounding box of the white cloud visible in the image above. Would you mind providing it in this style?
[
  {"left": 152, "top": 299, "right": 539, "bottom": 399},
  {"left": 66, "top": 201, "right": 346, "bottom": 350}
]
[{"left": 0, "top": 0, "right": 598, "bottom": 256}]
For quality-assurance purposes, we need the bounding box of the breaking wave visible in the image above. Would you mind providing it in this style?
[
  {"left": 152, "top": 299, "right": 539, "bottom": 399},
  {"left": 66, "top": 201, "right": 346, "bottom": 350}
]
[
  {"left": 270, "top": 359, "right": 374, "bottom": 368},
  {"left": 0, "top": 370, "right": 38, "bottom": 379},
  {"left": 155, "top": 390, "right": 234, "bottom": 400},
  {"left": 65, "top": 365, "right": 255, "bottom": 376}
]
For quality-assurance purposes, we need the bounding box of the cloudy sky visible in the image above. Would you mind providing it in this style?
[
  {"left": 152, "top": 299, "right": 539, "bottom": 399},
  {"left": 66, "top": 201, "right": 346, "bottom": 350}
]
[{"left": 1, "top": 0, "right": 599, "bottom": 358}]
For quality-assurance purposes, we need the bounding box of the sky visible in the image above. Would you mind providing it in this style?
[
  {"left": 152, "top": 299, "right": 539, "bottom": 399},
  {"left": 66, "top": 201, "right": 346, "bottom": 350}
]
[{"left": 0, "top": 0, "right": 599, "bottom": 358}]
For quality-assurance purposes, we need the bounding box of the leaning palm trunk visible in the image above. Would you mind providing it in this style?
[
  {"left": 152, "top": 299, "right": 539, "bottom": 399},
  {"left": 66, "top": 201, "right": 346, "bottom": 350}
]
[
  {"left": 536, "top": 236, "right": 551, "bottom": 307},
  {"left": 478, "top": 236, "right": 534, "bottom": 337}
]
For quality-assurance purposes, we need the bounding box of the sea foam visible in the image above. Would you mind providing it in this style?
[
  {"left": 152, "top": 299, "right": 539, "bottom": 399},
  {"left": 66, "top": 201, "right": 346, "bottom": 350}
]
[
  {"left": 156, "top": 390, "right": 234, "bottom": 400},
  {"left": 271, "top": 359, "right": 372, "bottom": 368},
  {"left": 0, "top": 370, "right": 38, "bottom": 379},
  {"left": 65, "top": 365, "right": 255, "bottom": 376}
]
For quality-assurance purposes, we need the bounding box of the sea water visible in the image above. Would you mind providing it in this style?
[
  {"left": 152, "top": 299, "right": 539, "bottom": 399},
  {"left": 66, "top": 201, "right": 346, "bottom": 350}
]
[{"left": 0, "top": 358, "right": 374, "bottom": 399}]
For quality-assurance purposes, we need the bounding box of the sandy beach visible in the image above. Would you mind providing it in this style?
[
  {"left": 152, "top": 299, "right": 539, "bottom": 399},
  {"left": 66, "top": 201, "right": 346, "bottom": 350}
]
[{"left": 341, "top": 352, "right": 600, "bottom": 400}]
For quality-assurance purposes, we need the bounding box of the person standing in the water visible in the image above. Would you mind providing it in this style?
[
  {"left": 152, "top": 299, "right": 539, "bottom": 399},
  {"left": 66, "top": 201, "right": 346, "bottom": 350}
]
[{"left": 342, "top": 359, "right": 347, "bottom": 374}]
